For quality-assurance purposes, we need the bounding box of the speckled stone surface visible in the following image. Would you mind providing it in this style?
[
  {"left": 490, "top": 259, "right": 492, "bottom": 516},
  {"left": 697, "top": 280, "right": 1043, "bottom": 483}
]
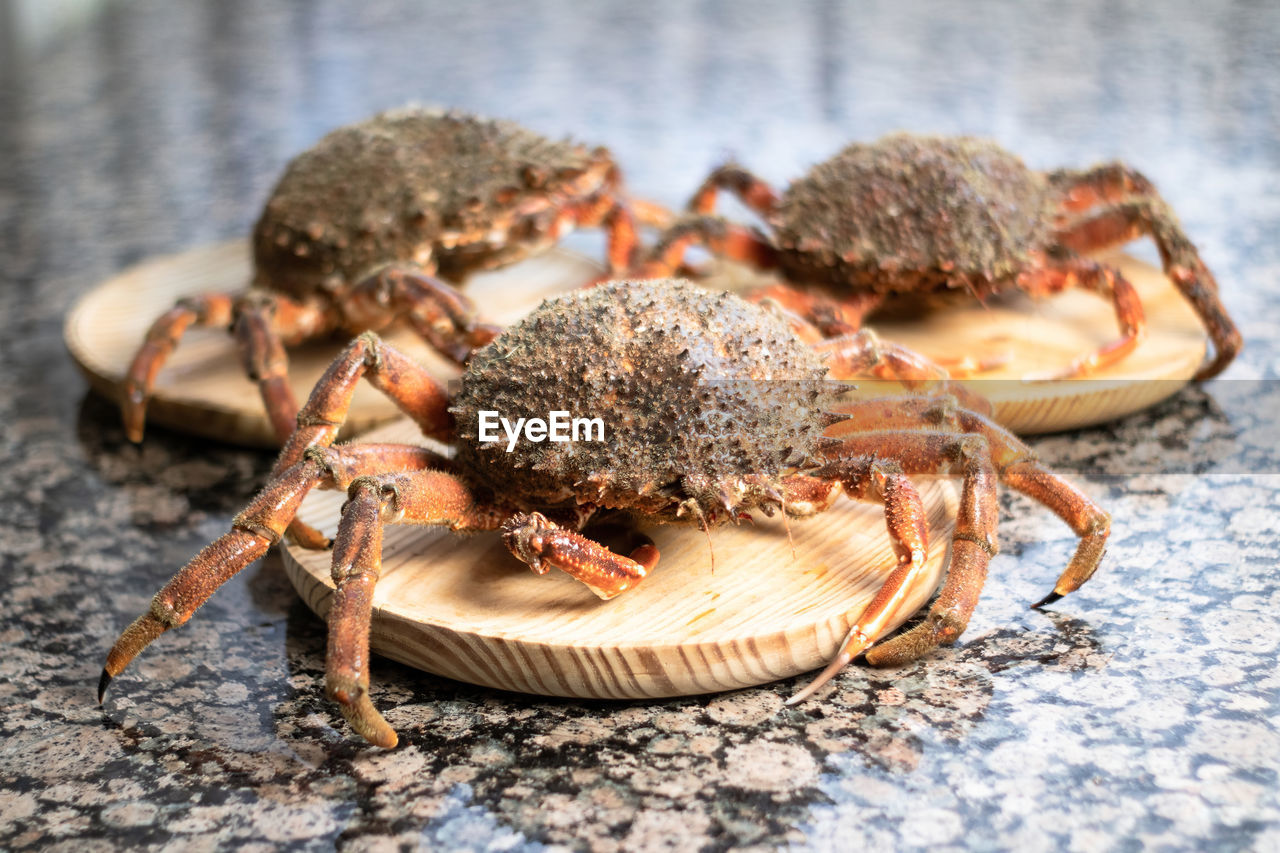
[{"left": 2, "top": 1, "right": 1279, "bottom": 850}]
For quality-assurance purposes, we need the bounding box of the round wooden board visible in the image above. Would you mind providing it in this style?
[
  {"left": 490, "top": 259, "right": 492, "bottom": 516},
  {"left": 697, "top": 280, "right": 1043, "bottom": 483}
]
[
  {"left": 64, "top": 241, "right": 604, "bottom": 447},
  {"left": 281, "top": 420, "right": 960, "bottom": 700},
  {"left": 702, "top": 250, "right": 1208, "bottom": 434}
]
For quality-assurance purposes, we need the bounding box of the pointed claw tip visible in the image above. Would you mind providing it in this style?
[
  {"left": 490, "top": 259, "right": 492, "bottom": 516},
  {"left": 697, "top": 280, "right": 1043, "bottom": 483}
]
[
  {"left": 1031, "top": 591, "right": 1064, "bottom": 610},
  {"left": 785, "top": 652, "right": 854, "bottom": 709},
  {"left": 123, "top": 420, "right": 145, "bottom": 444},
  {"left": 785, "top": 681, "right": 823, "bottom": 708},
  {"left": 97, "top": 668, "right": 112, "bottom": 704}
]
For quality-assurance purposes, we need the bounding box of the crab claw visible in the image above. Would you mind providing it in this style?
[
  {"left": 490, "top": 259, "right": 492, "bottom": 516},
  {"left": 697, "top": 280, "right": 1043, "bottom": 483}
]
[{"left": 502, "top": 512, "right": 658, "bottom": 600}]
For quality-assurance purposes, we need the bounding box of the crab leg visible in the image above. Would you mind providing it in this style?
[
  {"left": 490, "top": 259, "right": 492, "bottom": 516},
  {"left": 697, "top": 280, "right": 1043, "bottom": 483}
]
[
  {"left": 748, "top": 283, "right": 885, "bottom": 339},
  {"left": 121, "top": 293, "right": 234, "bottom": 442},
  {"left": 780, "top": 429, "right": 1003, "bottom": 707},
  {"left": 232, "top": 296, "right": 326, "bottom": 443},
  {"left": 542, "top": 157, "right": 673, "bottom": 276},
  {"left": 1021, "top": 254, "right": 1146, "bottom": 377},
  {"left": 348, "top": 265, "right": 500, "bottom": 367},
  {"left": 273, "top": 333, "right": 454, "bottom": 474},
  {"left": 827, "top": 433, "right": 1001, "bottom": 670},
  {"left": 818, "top": 328, "right": 949, "bottom": 384},
  {"left": 1014, "top": 252, "right": 1147, "bottom": 379},
  {"left": 1048, "top": 162, "right": 1157, "bottom": 213},
  {"left": 634, "top": 214, "right": 780, "bottom": 278},
  {"left": 124, "top": 291, "right": 337, "bottom": 444},
  {"left": 267, "top": 332, "right": 456, "bottom": 548},
  {"left": 826, "top": 395, "right": 1111, "bottom": 606},
  {"left": 501, "top": 512, "right": 660, "bottom": 600},
  {"left": 628, "top": 197, "right": 677, "bottom": 230},
  {"left": 98, "top": 443, "right": 446, "bottom": 705},
  {"left": 1053, "top": 197, "right": 1241, "bottom": 379},
  {"left": 687, "top": 163, "right": 781, "bottom": 218},
  {"left": 600, "top": 203, "right": 642, "bottom": 274},
  {"left": 815, "top": 330, "right": 994, "bottom": 417},
  {"left": 785, "top": 458, "right": 934, "bottom": 704},
  {"left": 326, "top": 470, "right": 514, "bottom": 747},
  {"left": 553, "top": 189, "right": 649, "bottom": 274}
]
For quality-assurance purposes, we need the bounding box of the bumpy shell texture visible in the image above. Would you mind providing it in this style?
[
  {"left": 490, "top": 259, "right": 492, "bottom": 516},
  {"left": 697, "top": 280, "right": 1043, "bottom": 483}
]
[
  {"left": 452, "top": 281, "right": 839, "bottom": 524},
  {"left": 774, "top": 133, "right": 1055, "bottom": 290},
  {"left": 252, "top": 107, "right": 601, "bottom": 293}
]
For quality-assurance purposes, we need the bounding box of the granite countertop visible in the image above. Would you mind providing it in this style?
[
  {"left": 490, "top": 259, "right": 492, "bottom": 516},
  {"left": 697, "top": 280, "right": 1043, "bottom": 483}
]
[{"left": 2, "top": 1, "right": 1278, "bottom": 850}]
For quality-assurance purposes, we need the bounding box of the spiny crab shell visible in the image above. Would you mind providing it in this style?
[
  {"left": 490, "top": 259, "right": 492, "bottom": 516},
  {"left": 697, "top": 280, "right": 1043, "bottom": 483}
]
[
  {"left": 252, "top": 106, "right": 613, "bottom": 295},
  {"left": 772, "top": 133, "right": 1056, "bottom": 292},
  {"left": 452, "top": 281, "right": 842, "bottom": 523}
]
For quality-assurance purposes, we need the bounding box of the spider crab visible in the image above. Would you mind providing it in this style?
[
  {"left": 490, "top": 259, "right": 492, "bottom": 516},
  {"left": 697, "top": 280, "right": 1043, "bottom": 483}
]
[
  {"left": 639, "top": 133, "right": 1240, "bottom": 379},
  {"left": 122, "top": 107, "right": 670, "bottom": 444},
  {"left": 100, "top": 281, "right": 1110, "bottom": 747}
]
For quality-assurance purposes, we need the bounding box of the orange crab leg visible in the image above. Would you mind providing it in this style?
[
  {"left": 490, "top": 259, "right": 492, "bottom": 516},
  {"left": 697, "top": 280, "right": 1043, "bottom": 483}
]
[
  {"left": 97, "top": 442, "right": 445, "bottom": 704},
  {"left": 788, "top": 432, "right": 1000, "bottom": 697},
  {"left": 601, "top": 203, "right": 642, "bottom": 274},
  {"left": 233, "top": 303, "right": 301, "bottom": 443},
  {"left": 547, "top": 193, "right": 647, "bottom": 281},
  {"left": 1002, "top": 461, "right": 1110, "bottom": 607},
  {"left": 815, "top": 330, "right": 994, "bottom": 417},
  {"left": 1053, "top": 197, "right": 1241, "bottom": 380},
  {"left": 122, "top": 293, "right": 235, "bottom": 442},
  {"left": 627, "top": 197, "right": 677, "bottom": 230},
  {"left": 324, "top": 469, "right": 514, "bottom": 747},
  {"left": 347, "top": 265, "right": 500, "bottom": 367},
  {"left": 270, "top": 333, "right": 455, "bottom": 545},
  {"left": 826, "top": 434, "right": 1000, "bottom": 669},
  {"left": 267, "top": 332, "right": 456, "bottom": 548},
  {"left": 273, "top": 333, "right": 454, "bottom": 475},
  {"left": 548, "top": 159, "right": 673, "bottom": 277},
  {"left": 124, "top": 290, "right": 337, "bottom": 444},
  {"left": 502, "top": 511, "right": 659, "bottom": 600},
  {"left": 687, "top": 162, "right": 781, "bottom": 218},
  {"left": 634, "top": 214, "right": 780, "bottom": 279},
  {"left": 325, "top": 485, "right": 390, "bottom": 746},
  {"left": 817, "top": 329, "right": 948, "bottom": 384},
  {"left": 1048, "top": 162, "right": 1157, "bottom": 214},
  {"left": 826, "top": 395, "right": 1111, "bottom": 605},
  {"left": 1014, "top": 251, "right": 1146, "bottom": 379},
  {"left": 746, "top": 283, "right": 885, "bottom": 339},
  {"left": 785, "top": 458, "right": 933, "bottom": 704}
]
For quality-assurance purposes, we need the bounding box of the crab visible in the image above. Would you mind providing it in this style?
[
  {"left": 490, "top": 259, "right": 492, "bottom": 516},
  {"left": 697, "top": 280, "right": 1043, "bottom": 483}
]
[
  {"left": 122, "top": 106, "right": 671, "bottom": 444},
  {"left": 99, "top": 280, "right": 1110, "bottom": 748},
  {"left": 638, "top": 132, "right": 1240, "bottom": 380}
]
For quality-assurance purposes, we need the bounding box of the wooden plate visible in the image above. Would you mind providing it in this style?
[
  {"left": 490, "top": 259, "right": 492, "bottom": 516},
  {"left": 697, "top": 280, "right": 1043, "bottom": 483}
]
[
  {"left": 703, "top": 250, "right": 1208, "bottom": 434},
  {"left": 64, "top": 241, "right": 603, "bottom": 447},
  {"left": 280, "top": 420, "right": 960, "bottom": 699}
]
